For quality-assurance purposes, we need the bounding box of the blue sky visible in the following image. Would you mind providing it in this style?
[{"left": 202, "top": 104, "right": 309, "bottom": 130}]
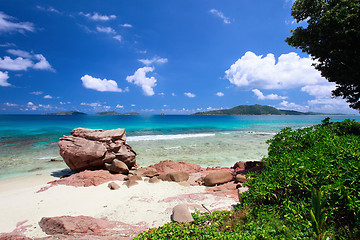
[{"left": 0, "top": 0, "right": 357, "bottom": 114}]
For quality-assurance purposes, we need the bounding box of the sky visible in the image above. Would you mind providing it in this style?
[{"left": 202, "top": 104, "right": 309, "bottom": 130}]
[{"left": 0, "top": 0, "right": 358, "bottom": 115}]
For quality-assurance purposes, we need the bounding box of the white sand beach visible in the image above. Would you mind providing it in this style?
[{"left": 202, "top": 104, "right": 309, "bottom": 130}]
[{"left": 0, "top": 169, "right": 238, "bottom": 239}]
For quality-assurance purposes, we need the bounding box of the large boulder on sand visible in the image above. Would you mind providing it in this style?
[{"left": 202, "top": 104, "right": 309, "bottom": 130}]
[
  {"left": 58, "top": 128, "right": 137, "bottom": 172},
  {"left": 204, "top": 171, "right": 233, "bottom": 186},
  {"left": 39, "top": 216, "right": 118, "bottom": 235},
  {"left": 164, "top": 172, "right": 189, "bottom": 182}
]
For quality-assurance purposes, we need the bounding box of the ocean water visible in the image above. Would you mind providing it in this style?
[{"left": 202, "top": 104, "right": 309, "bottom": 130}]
[{"left": 0, "top": 114, "right": 359, "bottom": 179}]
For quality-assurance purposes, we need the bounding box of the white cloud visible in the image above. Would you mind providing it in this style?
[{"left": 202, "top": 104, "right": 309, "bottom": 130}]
[
  {"left": 33, "top": 54, "right": 54, "bottom": 71},
  {"left": 209, "top": 9, "right": 231, "bottom": 24},
  {"left": 43, "top": 95, "right": 53, "bottom": 99},
  {"left": 113, "top": 35, "right": 122, "bottom": 42},
  {"left": 81, "top": 74, "right": 125, "bottom": 92},
  {"left": 27, "top": 102, "right": 34, "bottom": 106},
  {"left": 80, "top": 12, "right": 116, "bottom": 21},
  {"left": 120, "top": 23, "right": 133, "bottom": 28},
  {"left": 184, "top": 92, "right": 196, "bottom": 98},
  {"left": 116, "top": 104, "right": 124, "bottom": 109},
  {"left": 0, "top": 71, "right": 11, "bottom": 86},
  {"left": 138, "top": 56, "right": 168, "bottom": 66},
  {"left": 131, "top": 104, "right": 136, "bottom": 107},
  {"left": 225, "top": 51, "right": 326, "bottom": 90},
  {"left": 30, "top": 91, "right": 43, "bottom": 95},
  {"left": 96, "top": 26, "right": 116, "bottom": 34},
  {"left": 126, "top": 67, "right": 157, "bottom": 96},
  {"left": 4, "top": 102, "right": 17, "bottom": 107},
  {"left": 0, "top": 52, "right": 54, "bottom": 71},
  {"left": 0, "top": 42, "right": 16, "bottom": 47},
  {"left": 7, "top": 49, "right": 33, "bottom": 59},
  {"left": 279, "top": 100, "right": 309, "bottom": 112},
  {"left": 158, "top": 92, "right": 165, "bottom": 96},
  {"left": 0, "top": 12, "right": 35, "bottom": 33},
  {"left": 216, "top": 92, "right": 224, "bottom": 97},
  {"left": 80, "top": 102, "right": 102, "bottom": 107},
  {"left": 36, "top": 6, "right": 61, "bottom": 14},
  {"left": 0, "top": 56, "right": 33, "bottom": 70},
  {"left": 171, "top": 93, "right": 176, "bottom": 96},
  {"left": 252, "top": 89, "right": 287, "bottom": 100}
]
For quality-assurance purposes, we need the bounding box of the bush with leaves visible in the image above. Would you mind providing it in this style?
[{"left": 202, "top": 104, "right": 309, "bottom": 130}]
[{"left": 242, "top": 119, "right": 360, "bottom": 238}]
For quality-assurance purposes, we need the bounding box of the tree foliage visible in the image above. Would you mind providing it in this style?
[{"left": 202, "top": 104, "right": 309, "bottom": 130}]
[{"left": 286, "top": 0, "right": 360, "bottom": 111}]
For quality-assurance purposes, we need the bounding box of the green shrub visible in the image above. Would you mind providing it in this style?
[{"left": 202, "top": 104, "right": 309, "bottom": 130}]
[{"left": 242, "top": 119, "right": 360, "bottom": 238}]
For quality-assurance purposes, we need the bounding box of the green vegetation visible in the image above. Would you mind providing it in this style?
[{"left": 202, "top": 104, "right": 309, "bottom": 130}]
[
  {"left": 136, "top": 119, "right": 360, "bottom": 239},
  {"left": 192, "top": 104, "right": 324, "bottom": 115},
  {"left": 286, "top": 0, "right": 360, "bottom": 111},
  {"left": 45, "top": 111, "right": 87, "bottom": 115},
  {"left": 95, "top": 111, "right": 122, "bottom": 115}
]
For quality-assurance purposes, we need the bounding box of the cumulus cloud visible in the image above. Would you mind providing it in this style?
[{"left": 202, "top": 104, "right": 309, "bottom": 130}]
[
  {"left": 33, "top": 54, "right": 54, "bottom": 71},
  {"left": 0, "top": 71, "right": 11, "bottom": 86},
  {"left": 216, "top": 92, "right": 224, "bottom": 97},
  {"left": 138, "top": 56, "right": 168, "bottom": 66},
  {"left": 184, "top": 92, "right": 196, "bottom": 98},
  {"left": 252, "top": 89, "right": 287, "bottom": 100},
  {"left": 43, "top": 95, "right": 53, "bottom": 99},
  {"left": 225, "top": 51, "right": 327, "bottom": 90},
  {"left": 0, "top": 12, "right": 35, "bottom": 33},
  {"left": 0, "top": 56, "right": 33, "bottom": 70},
  {"left": 80, "top": 12, "right": 116, "bottom": 21},
  {"left": 116, "top": 104, "right": 124, "bottom": 108},
  {"left": 209, "top": 9, "right": 231, "bottom": 24},
  {"left": 126, "top": 67, "right": 157, "bottom": 96},
  {"left": 81, "top": 74, "right": 125, "bottom": 92},
  {"left": 0, "top": 51, "right": 54, "bottom": 71}
]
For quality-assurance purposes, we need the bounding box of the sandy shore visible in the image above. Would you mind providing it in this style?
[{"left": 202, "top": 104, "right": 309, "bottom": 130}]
[{"left": 0, "top": 169, "right": 238, "bottom": 239}]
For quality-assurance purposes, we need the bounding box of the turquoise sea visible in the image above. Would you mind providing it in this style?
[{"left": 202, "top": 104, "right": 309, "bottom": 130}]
[{"left": 0, "top": 114, "right": 359, "bottom": 179}]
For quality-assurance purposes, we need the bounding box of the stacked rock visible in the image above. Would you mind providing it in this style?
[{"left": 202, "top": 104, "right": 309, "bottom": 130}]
[{"left": 58, "top": 128, "right": 137, "bottom": 173}]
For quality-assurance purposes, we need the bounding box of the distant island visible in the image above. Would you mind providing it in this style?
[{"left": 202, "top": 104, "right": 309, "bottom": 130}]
[
  {"left": 95, "top": 111, "right": 122, "bottom": 115},
  {"left": 192, "top": 104, "right": 326, "bottom": 115},
  {"left": 45, "top": 111, "right": 87, "bottom": 116}
]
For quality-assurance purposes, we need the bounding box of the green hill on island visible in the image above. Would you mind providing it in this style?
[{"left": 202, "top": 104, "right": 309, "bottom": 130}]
[
  {"left": 192, "top": 104, "right": 324, "bottom": 115},
  {"left": 45, "top": 111, "right": 87, "bottom": 115},
  {"left": 95, "top": 111, "right": 122, "bottom": 115}
]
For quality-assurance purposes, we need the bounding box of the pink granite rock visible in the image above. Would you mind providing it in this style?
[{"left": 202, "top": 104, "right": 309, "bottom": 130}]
[
  {"left": 39, "top": 216, "right": 118, "bottom": 235},
  {"left": 163, "top": 172, "right": 189, "bottom": 182},
  {"left": 148, "top": 160, "right": 202, "bottom": 174},
  {"left": 58, "top": 128, "right": 137, "bottom": 172},
  {"left": 37, "top": 170, "right": 127, "bottom": 191},
  {"left": 203, "top": 171, "right": 233, "bottom": 186}
]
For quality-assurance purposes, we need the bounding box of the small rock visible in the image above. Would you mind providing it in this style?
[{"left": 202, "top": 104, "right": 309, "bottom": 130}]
[
  {"left": 235, "top": 174, "right": 247, "bottom": 183},
  {"left": 134, "top": 167, "right": 158, "bottom": 177},
  {"left": 177, "top": 181, "right": 191, "bottom": 187},
  {"left": 108, "top": 182, "right": 120, "bottom": 190},
  {"left": 172, "top": 204, "right": 194, "bottom": 223},
  {"left": 123, "top": 180, "right": 138, "bottom": 188},
  {"left": 164, "top": 172, "right": 189, "bottom": 182},
  {"left": 125, "top": 175, "right": 142, "bottom": 181},
  {"left": 105, "top": 159, "right": 129, "bottom": 174},
  {"left": 203, "top": 171, "right": 233, "bottom": 186},
  {"left": 149, "top": 177, "right": 160, "bottom": 183}
]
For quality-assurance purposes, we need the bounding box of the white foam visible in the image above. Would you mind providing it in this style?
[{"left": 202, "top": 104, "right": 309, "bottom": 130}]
[
  {"left": 37, "top": 156, "right": 59, "bottom": 160},
  {"left": 127, "top": 133, "right": 215, "bottom": 142}
]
